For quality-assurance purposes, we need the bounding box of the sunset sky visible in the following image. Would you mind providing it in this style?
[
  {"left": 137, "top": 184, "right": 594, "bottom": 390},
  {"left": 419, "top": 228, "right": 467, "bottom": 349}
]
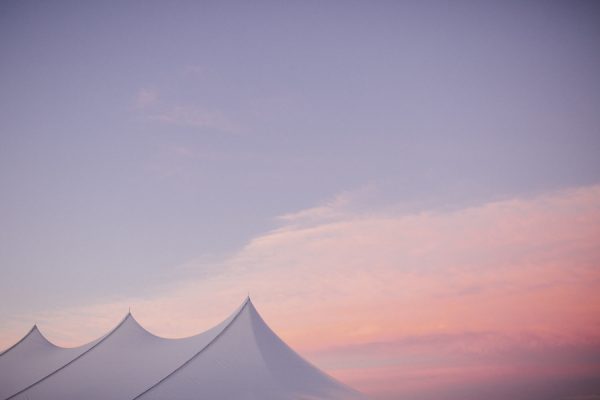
[{"left": 1, "top": 1, "right": 600, "bottom": 399}]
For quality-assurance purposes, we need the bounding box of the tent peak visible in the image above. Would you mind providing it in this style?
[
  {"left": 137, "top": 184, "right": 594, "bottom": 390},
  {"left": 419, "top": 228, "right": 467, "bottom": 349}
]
[
  {"left": 0, "top": 324, "right": 51, "bottom": 358},
  {"left": 27, "top": 324, "right": 46, "bottom": 339}
]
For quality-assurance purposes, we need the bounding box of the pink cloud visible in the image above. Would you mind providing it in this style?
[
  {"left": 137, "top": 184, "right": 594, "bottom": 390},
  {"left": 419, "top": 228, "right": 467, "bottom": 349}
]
[{"left": 3, "top": 185, "right": 600, "bottom": 399}]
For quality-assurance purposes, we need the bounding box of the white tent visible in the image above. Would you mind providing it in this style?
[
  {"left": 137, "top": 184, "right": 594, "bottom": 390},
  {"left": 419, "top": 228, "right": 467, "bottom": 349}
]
[{"left": 0, "top": 298, "right": 366, "bottom": 400}]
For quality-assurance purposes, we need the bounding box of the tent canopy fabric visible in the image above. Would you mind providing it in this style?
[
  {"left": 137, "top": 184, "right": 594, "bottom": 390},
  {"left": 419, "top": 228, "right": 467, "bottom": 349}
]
[{"left": 0, "top": 298, "right": 365, "bottom": 400}]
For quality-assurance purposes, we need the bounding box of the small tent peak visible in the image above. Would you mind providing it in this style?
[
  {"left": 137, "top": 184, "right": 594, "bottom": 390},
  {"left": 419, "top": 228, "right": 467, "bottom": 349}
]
[
  {"left": 124, "top": 310, "right": 140, "bottom": 324},
  {"left": 0, "top": 323, "right": 54, "bottom": 357},
  {"left": 28, "top": 324, "right": 47, "bottom": 339},
  {"left": 113, "top": 310, "right": 141, "bottom": 331}
]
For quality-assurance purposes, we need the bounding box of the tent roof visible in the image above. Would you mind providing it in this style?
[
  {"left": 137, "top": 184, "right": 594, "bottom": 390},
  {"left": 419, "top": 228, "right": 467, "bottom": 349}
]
[{"left": 0, "top": 298, "right": 365, "bottom": 400}]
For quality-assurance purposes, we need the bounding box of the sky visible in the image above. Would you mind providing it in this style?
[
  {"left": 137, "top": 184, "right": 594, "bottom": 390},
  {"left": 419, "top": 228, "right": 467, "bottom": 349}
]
[{"left": 1, "top": 1, "right": 599, "bottom": 399}]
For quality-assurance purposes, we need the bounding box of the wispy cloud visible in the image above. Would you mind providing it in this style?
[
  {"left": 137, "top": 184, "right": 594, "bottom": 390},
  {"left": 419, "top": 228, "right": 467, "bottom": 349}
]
[
  {"left": 132, "top": 87, "right": 239, "bottom": 133},
  {"left": 148, "top": 105, "right": 239, "bottom": 133},
  {"left": 277, "top": 185, "right": 377, "bottom": 226}
]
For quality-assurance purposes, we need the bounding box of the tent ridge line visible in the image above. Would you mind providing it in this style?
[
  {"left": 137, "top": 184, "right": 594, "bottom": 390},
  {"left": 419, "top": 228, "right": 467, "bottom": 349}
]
[
  {"left": 131, "top": 297, "right": 251, "bottom": 400},
  {"left": 4, "top": 313, "right": 132, "bottom": 400}
]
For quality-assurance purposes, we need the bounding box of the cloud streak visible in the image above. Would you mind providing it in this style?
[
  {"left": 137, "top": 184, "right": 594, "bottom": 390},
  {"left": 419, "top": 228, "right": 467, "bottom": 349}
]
[
  {"left": 148, "top": 105, "right": 239, "bottom": 133},
  {"left": 132, "top": 87, "right": 239, "bottom": 133}
]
